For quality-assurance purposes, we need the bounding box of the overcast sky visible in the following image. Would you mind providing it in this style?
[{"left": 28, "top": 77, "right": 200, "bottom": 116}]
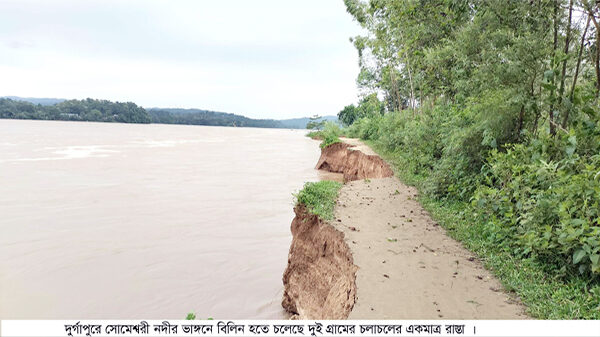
[{"left": 0, "top": 0, "right": 362, "bottom": 119}]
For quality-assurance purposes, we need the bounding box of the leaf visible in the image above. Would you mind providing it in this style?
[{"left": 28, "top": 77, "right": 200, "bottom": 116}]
[
  {"left": 570, "top": 219, "right": 586, "bottom": 226},
  {"left": 541, "top": 83, "right": 556, "bottom": 91},
  {"left": 573, "top": 249, "right": 586, "bottom": 264},
  {"left": 590, "top": 254, "right": 600, "bottom": 266}
]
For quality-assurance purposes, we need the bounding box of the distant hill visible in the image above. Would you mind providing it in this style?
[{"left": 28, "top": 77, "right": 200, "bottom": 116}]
[
  {"left": 1, "top": 96, "right": 338, "bottom": 129},
  {"left": 279, "top": 115, "right": 339, "bottom": 129},
  {"left": 2, "top": 96, "right": 66, "bottom": 106},
  {"left": 147, "top": 108, "right": 284, "bottom": 128}
]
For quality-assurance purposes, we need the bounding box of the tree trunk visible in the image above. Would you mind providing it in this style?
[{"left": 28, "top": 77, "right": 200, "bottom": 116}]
[
  {"left": 549, "top": 0, "right": 559, "bottom": 136},
  {"left": 389, "top": 67, "right": 402, "bottom": 112},
  {"left": 517, "top": 105, "right": 525, "bottom": 139},
  {"left": 587, "top": 3, "right": 600, "bottom": 95},
  {"left": 570, "top": 15, "right": 590, "bottom": 100},
  {"left": 557, "top": 0, "right": 573, "bottom": 106},
  {"left": 398, "top": 30, "right": 416, "bottom": 113},
  {"left": 564, "top": 15, "right": 591, "bottom": 128},
  {"left": 596, "top": 29, "right": 600, "bottom": 95}
]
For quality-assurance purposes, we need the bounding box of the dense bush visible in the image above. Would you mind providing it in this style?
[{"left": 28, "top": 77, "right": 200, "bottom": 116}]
[
  {"left": 474, "top": 131, "right": 600, "bottom": 276},
  {"left": 306, "top": 122, "right": 343, "bottom": 148},
  {"left": 346, "top": 103, "right": 600, "bottom": 278}
]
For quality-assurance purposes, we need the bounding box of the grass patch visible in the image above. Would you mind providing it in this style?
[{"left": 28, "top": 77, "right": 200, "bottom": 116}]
[
  {"left": 320, "top": 134, "right": 341, "bottom": 148},
  {"left": 306, "top": 130, "right": 323, "bottom": 140},
  {"left": 294, "top": 180, "right": 342, "bottom": 220},
  {"left": 366, "top": 140, "right": 600, "bottom": 319}
]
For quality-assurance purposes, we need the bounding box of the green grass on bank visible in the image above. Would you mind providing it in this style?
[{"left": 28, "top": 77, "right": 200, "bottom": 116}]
[
  {"left": 306, "top": 122, "right": 342, "bottom": 148},
  {"left": 366, "top": 140, "right": 600, "bottom": 319},
  {"left": 306, "top": 130, "right": 322, "bottom": 140},
  {"left": 294, "top": 181, "right": 342, "bottom": 220}
]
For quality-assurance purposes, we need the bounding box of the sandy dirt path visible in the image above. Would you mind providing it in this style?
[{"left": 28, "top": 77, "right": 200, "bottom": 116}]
[{"left": 331, "top": 142, "right": 527, "bottom": 319}]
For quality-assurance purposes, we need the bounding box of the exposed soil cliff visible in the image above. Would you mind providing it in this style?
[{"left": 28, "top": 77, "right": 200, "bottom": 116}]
[
  {"left": 281, "top": 205, "right": 357, "bottom": 319},
  {"left": 315, "top": 142, "right": 393, "bottom": 182}
]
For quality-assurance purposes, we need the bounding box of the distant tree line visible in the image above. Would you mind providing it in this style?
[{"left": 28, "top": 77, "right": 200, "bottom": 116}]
[
  {"left": 0, "top": 98, "right": 151, "bottom": 123},
  {"left": 147, "top": 108, "right": 284, "bottom": 128},
  {"left": 0, "top": 98, "right": 292, "bottom": 128},
  {"left": 0, "top": 97, "right": 338, "bottom": 129}
]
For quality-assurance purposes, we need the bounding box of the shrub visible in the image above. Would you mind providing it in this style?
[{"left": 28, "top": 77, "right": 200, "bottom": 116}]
[
  {"left": 474, "top": 132, "right": 600, "bottom": 276},
  {"left": 294, "top": 181, "right": 343, "bottom": 220},
  {"left": 306, "top": 121, "right": 342, "bottom": 146}
]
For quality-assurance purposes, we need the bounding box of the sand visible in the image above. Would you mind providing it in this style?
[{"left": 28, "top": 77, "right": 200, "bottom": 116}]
[{"left": 338, "top": 137, "right": 378, "bottom": 156}]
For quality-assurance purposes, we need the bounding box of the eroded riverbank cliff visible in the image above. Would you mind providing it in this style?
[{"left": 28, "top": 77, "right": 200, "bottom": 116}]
[
  {"left": 281, "top": 139, "right": 394, "bottom": 319},
  {"left": 315, "top": 141, "right": 393, "bottom": 182},
  {"left": 281, "top": 205, "right": 357, "bottom": 319}
]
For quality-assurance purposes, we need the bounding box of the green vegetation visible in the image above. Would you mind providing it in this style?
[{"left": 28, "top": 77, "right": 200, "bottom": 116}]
[
  {"left": 184, "top": 312, "right": 213, "bottom": 320},
  {"left": 340, "top": 0, "right": 600, "bottom": 318},
  {"left": 306, "top": 130, "right": 323, "bottom": 140},
  {"left": 278, "top": 115, "right": 339, "bottom": 129},
  {"left": 306, "top": 121, "right": 343, "bottom": 148},
  {"left": 338, "top": 93, "right": 384, "bottom": 127},
  {"left": 319, "top": 122, "right": 343, "bottom": 148},
  {"left": 0, "top": 98, "right": 150, "bottom": 123},
  {"left": 294, "top": 181, "right": 343, "bottom": 220},
  {"left": 306, "top": 114, "right": 327, "bottom": 131},
  {"left": 148, "top": 108, "right": 284, "bottom": 128}
]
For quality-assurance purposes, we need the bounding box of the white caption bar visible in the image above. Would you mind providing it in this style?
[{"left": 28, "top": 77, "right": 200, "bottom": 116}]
[{"left": 1, "top": 320, "right": 599, "bottom": 337}]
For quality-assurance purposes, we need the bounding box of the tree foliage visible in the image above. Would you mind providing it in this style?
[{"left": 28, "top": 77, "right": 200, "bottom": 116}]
[
  {"left": 306, "top": 115, "right": 327, "bottom": 130},
  {"left": 338, "top": 93, "right": 384, "bottom": 126},
  {"left": 0, "top": 98, "right": 150, "bottom": 123},
  {"left": 343, "top": 0, "right": 600, "bottom": 280},
  {"left": 148, "top": 108, "right": 283, "bottom": 128},
  {"left": 0, "top": 99, "right": 287, "bottom": 128}
]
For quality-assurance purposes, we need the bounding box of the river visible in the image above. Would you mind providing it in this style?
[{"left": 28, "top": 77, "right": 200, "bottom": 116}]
[{"left": 0, "top": 119, "right": 328, "bottom": 319}]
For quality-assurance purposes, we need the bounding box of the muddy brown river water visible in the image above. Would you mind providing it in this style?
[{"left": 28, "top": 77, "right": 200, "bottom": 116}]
[{"left": 0, "top": 119, "right": 332, "bottom": 319}]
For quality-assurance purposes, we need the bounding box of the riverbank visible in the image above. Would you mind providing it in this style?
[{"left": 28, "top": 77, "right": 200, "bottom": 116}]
[{"left": 282, "top": 137, "right": 527, "bottom": 319}]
